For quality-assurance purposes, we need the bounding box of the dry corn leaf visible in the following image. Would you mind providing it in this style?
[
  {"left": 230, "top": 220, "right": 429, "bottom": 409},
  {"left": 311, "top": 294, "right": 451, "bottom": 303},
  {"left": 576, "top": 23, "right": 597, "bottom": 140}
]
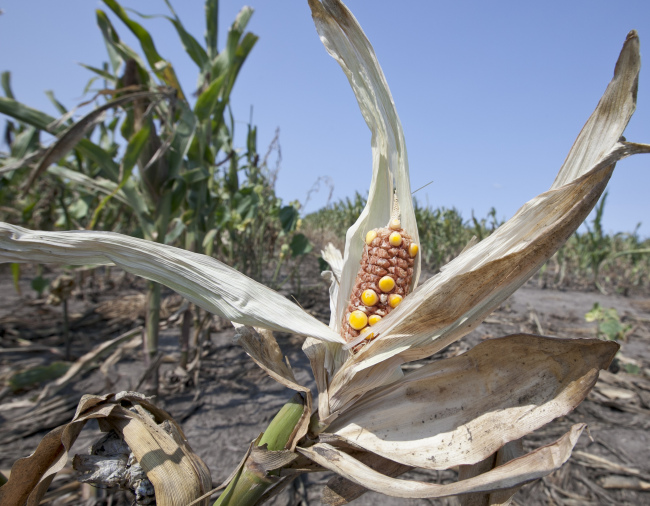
[
  {"left": 0, "top": 392, "right": 211, "bottom": 506},
  {"left": 457, "top": 438, "right": 525, "bottom": 506},
  {"left": 322, "top": 450, "right": 411, "bottom": 505},
  {"left": 299, "top": 423, "right": 587, "bottom": 499},
  {"left": 0, "top": 224, "right": 344, "bottom": 344},
  {"left": 324, "top": 335, "right": 616, "bottom": 470}
]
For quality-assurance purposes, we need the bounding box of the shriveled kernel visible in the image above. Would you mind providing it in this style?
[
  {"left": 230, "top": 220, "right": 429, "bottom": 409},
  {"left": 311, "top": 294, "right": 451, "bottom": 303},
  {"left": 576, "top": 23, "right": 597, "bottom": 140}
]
[
  {"left": 361, "top": 289, "right": 379, "bottom": 306},
  {"left": 365, "top": 230, "right": 378, "bottom": 245},
  {"left": 389, "top": 231, "right": 403, "bottom": 246},
  {"left": 409, "top": 243, "right": 419, "bottom": 257},
  {"left": 368, "top": 314, "right": 382, "bottom": 326},
  {"left": 348, "top": 310, "right": 368, "bottom": 330},
  {"left": 378, "top": 276, "right": 395, "bottom": 293},
  {"left": 388, "top": 294, "right": 403, "bottom": 308},
  {"left": 389, "top": 218, "right": 401, "bottom": 230}
]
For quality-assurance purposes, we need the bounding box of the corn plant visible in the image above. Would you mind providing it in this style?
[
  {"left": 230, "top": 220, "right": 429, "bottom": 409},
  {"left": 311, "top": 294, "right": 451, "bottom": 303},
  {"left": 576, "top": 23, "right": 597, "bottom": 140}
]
[
  {"left": 1, "top": 1, "right": 650, "bottom": 505},
  {"left": 0, "top": 0, "right": 309, "bottom": 367}
]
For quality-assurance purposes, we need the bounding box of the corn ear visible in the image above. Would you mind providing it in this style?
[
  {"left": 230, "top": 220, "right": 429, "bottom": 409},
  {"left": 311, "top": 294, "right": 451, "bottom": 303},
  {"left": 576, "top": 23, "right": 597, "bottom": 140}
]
[{"left": 342, "top": 221, "right": 416, "bottom": 345}]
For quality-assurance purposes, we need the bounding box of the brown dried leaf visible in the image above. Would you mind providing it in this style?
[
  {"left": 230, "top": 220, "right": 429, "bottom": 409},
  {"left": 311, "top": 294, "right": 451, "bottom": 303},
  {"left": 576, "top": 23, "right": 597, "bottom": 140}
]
[
  {"left": 322, "top": 450, "right": 411, "bottom": 505},
  {"left": 299, "top": 424, "right": 587, "bottom": 499},
  {"left": 0, "top": 392, "right": 211, "bottom": 506},
  {"left": 326, "top": 335, "right": 617, "bottom": 470}
]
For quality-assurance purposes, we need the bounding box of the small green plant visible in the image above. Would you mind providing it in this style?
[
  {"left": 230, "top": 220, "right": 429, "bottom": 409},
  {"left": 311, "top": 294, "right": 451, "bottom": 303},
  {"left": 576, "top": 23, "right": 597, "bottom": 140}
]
[{"left": 585, "top": 302, "right": 632, "bottom": 341}]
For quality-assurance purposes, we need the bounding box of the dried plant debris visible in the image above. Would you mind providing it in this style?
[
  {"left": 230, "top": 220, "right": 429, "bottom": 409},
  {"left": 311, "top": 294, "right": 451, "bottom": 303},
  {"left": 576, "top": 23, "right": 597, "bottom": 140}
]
[
  {"left": 0, "top": 391, "right": 212, "bottom": 506},
  {"left": 74, "top": 431, "right": 156, "bottom": 504}
]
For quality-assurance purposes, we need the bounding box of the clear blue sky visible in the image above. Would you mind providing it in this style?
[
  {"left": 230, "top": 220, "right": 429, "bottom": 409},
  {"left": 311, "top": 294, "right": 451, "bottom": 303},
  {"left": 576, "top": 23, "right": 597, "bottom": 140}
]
[{"left": 1, "top": 1, "right": 649, "bottom": 237}]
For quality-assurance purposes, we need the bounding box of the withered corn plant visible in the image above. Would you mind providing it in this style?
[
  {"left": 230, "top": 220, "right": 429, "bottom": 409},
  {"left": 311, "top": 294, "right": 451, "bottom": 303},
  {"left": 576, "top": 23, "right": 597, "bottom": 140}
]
[{"left": 2, "top": 0, "right": 650, "bottom": 504}]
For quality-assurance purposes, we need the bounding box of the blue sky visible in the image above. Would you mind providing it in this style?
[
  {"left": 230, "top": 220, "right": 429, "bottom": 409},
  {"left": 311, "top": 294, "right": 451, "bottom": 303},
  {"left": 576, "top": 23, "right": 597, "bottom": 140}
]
[{"left": 1, "top": 1, "right": 649, "bottom": 237}]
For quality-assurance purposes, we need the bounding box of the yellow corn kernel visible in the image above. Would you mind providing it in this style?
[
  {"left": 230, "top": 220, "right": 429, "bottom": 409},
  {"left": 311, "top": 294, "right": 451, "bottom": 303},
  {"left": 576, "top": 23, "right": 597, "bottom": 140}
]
[
  {"left": 389, "top": 231, "right": 402, "bottom": 246},
  {"left": 360, "top": 327, "right": 375, "bottom": 340},
  {"left": 365, "top": 230, "right": 378, "bottom": 245},
  {"left": 388, "top": 294, "right": 403, "bottom": 308},
  {"left": 368, "top": 314, "right": 382, "bottom": 326},
  {"left": 389, "top": 218, "right": 401, "bottom": 230},
  {"left": 378, "top": 276, "right": 395, "bottom": 292},
  {"left": 361, "top": 289, "right": 379, "bottom": 306},
  {"left": 348, "top": 310, "right": 368, "bottom": 330},
  {"left": 409, "top": 242, "right": 419, "bottom": 257}
]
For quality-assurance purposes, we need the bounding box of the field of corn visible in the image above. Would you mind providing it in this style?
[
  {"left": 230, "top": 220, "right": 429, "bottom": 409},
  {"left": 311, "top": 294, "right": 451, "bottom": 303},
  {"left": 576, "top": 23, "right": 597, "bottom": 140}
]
[{"left": 1, "top": 1, "right": 650, "bottom": 505}]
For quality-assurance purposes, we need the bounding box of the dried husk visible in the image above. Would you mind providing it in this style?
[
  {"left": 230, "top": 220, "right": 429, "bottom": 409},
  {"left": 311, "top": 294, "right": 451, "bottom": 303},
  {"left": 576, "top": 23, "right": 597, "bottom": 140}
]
[
  {"left": 321, "top": 450, "right": 411, "bottom": 505},
  {"left": 0, "top": 392, "right": 211, "bottom": 506},
  {"left": 299, "top": 423, "right": 586, "bottom": 499},
  {"left": 323, "top": 335, "right": 617, "bottom": 470}
]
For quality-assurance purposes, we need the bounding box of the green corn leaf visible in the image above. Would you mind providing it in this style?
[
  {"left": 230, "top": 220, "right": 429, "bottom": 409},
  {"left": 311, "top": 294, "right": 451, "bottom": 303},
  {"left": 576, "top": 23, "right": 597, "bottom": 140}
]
[
  {"left": 165, "top": 217, "right": 186, "bottom": 245},
  {"left": 168, "top": 176, "right": 187, "bottom": 215},
  {"left": 95, "top": 9, "right": 126, "bottom": 74},
  {"left": 79, "top": 63, "right": 117, "bottom": 82},
  {"left": 26, "top": 90, "right": 168, "bottom": 194},
  {"left": 194, "top": 73, "right": 227, "bottom": 121},
  {"left": 205, "top": 0, "right": 219, "bottom": 59},
  {"left": 44, "top": 91, "right": 69, "bottom": 117},
  {"left": 202, "top": 228, "right": 218, "bottom": 254},
  {"left": 10, "top": 263, "right": 21, "bottom": 295},
  {"left": 90, "top": 123, "right": 151, "bottom": 229},
  {"left": 46, "top": 165, "right": 129, "bottom": 205},
  {"left": 161, "top": 0, "right": 209, "bottom": 69},
  {"left": 211, "top": 6, "right": 254, "bottom": 79},
  {"left": 76, "top": 138, "right": 119, "bottom": 180},
  {"left": 102, "top": 0, "right": 185, "bottom": 98},
  {"left": 0, "top": 97, "right": 62, "bottom": 134},
  {"left": 182, "top": 167, "right": 210, "bottom": 185},
  {"left": 96, "top": 9, "right": 150, "bottom": 84},
  {"left": 10, "top": 126, "right": 39, "bottom": 159},
  {"left": 1, "top": 71, "right": 15, "bottom": 99},
  {"left": 167, "top": 101, "right": 196, "bottom": 179},
  {"left": 75, "top": 139, "right": 154, "bottom": 237}
]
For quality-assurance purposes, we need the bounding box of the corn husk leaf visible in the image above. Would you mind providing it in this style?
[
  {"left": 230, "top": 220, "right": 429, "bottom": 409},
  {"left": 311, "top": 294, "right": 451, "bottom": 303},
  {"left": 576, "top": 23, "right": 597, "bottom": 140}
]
[
  {"left": 299, "top": 423, "right": 586, "bottom": 499},
  {"left": 0, "top": 223, "right": 344, "bottom": 344},
  {"left": 325, "top": 31, "right": 650, "bottom": 413},
  {"left": 457, "top": 439, "right": 525, "bottom": 506},
  {"left": 308, "top": 0, "right": 420, "bottom": 328},
  {"left": 322, "top": 449, "right": 411, "bottom": 505},
  {"left": 324, "top": 335, "right": 617, "bottom": 470},
  {"left": 0, "top": 392, "right": 211, "bottom": 506}
]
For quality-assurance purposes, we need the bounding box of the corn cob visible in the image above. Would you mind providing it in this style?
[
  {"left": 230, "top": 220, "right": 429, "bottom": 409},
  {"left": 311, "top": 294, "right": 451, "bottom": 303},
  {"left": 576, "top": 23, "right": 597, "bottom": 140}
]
[{"left": 342, "top": 216, "right": 418, "bottom": 346}]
